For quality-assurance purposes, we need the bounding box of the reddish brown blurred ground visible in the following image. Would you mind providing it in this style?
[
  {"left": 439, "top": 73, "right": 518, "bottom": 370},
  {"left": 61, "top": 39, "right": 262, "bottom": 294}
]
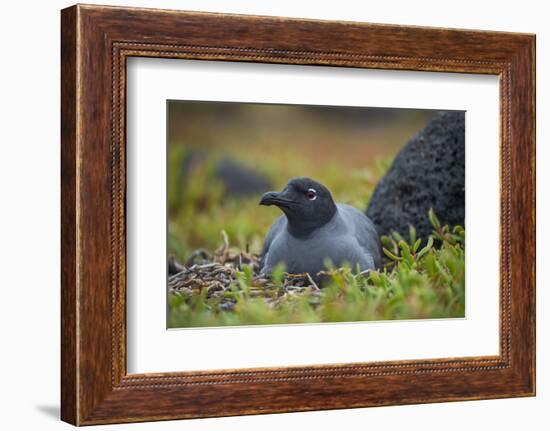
[{"left": 168, "top": 101, "right": 436, "bottom": 174}]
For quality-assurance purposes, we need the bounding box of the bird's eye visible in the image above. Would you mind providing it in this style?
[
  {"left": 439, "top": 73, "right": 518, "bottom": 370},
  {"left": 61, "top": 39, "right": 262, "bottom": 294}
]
[{"left": 306, "top": 188, "right": 317, "bottom": 201}]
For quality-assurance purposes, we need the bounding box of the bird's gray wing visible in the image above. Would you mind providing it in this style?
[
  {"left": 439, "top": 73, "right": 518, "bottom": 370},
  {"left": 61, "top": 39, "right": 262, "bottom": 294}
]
[
  {"left": 259, "top": 215, "right": 286, "bottom": 270},
  {"left": 338, "top": 204, "right": 382, "bottom": 268}
]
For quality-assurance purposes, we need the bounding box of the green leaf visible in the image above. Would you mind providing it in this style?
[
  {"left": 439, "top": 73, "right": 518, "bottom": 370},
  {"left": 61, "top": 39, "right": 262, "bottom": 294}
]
[
  {"left": 380, "top": 235, "right": 393, "bottom": 249},
  {"left": 383, "top": 248, "right": 402, "bottom": 261},
  {"left": 428, "top": 208, "right": 441, "bottom": 230},
  {"left": 368, "top": 271, "right": 383, "bottom": 287},
  {"left": 392, "top": 231, "right": 404, "bottom": 243},
  {"left": 271, "top": 262, "right": 286, "bottom": 287},
  {"left": 409, "top": 225, "right": 417, "bottom": 245},
  {"left": 243, "top": 264, "right": 253, "bottom": 285},
  {"left": 399, "top": 240, "right": 414, "bottom": 264},
  {"left": 417, "top": 236, "right": 434, "bottom": 259}
]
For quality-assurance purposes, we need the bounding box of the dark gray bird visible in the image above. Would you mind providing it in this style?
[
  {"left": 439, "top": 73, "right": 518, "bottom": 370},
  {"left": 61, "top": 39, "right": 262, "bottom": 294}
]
[{"left": 259, "top": 177, "right": 381, "bottom": 279}]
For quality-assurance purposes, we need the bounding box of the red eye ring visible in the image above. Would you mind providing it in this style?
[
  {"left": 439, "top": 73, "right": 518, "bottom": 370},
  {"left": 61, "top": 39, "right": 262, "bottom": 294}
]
[{"left": 306, "top": 188, "right": 317, "bottom": 201}]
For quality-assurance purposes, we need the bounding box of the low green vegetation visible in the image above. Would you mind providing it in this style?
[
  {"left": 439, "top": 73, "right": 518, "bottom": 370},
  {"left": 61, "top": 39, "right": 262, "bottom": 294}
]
[{"left": 168, "top": 209, "right": 465, "bottom": 328}]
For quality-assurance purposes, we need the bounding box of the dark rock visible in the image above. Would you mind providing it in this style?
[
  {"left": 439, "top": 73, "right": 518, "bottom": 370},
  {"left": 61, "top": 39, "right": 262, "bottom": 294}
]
[
  {"left": 366, "top": 111, "right": 465, "bottom": 241},
  {"left": 185, "top": 248, "right": 212, "bottom": 267},
  {"left": 168, "top": 255, "right": 186, "bottom": 276},
  {"left": 215, "top": 157, "right": 271, "bottom": 197},
  {"left": 181, "top": 150, "right": 271, "bottom": 198}
]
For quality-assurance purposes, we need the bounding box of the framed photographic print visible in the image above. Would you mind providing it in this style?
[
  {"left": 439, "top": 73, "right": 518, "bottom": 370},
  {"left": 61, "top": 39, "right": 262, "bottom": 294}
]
[{"left": 61, "top": 4, "right": 536, "bottom": 425}]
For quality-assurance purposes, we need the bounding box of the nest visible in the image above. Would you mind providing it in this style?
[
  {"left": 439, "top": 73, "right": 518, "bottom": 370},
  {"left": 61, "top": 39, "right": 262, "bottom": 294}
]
[{"left": 168, "top": 232, "right": 322, "bottom": 311}]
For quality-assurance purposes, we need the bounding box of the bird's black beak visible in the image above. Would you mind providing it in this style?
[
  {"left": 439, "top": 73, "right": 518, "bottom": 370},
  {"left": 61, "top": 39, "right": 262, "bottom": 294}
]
[
  {"left": 259, "top": 191, "right": 281, "bottom": 206},
  {"left": 259, "top": 191, "right": 294, "bottom": 208}
]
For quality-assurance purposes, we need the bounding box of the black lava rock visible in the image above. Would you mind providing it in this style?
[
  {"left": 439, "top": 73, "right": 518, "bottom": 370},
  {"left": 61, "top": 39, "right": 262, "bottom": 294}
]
[
  {"left": 215, "top": 157, "right": 271, "bottom": 197},
  {"left": 181, "top": 150, "right": 271, "bottom": 198},
  {"left": 366, "top": 111, "right": 465, "bottom": 241}
]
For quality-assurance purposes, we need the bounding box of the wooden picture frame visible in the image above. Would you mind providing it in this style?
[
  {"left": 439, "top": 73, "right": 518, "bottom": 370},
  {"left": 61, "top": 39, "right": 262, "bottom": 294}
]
[{"left": 61, "top": 4, "right": 535, "bottom": 425}]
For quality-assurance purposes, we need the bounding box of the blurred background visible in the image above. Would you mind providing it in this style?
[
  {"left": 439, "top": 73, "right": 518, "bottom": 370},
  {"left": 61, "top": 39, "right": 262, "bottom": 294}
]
[{"left": 167, "top": 100, "right": 438, "bottom": 262}]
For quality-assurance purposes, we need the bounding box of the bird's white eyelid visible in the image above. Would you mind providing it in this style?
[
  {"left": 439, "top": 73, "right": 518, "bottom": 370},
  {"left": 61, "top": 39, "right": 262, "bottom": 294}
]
[{"left": 307, "top": 188, "right": 317, "bottom": 201}]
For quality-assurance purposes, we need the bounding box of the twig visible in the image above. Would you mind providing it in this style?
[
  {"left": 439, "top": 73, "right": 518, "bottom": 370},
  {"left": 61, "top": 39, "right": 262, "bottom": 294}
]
[
  {"left": 221, "top": 229, "right": 229, "bottom": 251},
  {"left": 197, "top": 263, "right": 217, "bottom": 270},
  {"left": 306, "top": 272, "right": 320, "bottom": 291},
  {"left": 357, "top": 269, "right": 372, "bottom": 278}
]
